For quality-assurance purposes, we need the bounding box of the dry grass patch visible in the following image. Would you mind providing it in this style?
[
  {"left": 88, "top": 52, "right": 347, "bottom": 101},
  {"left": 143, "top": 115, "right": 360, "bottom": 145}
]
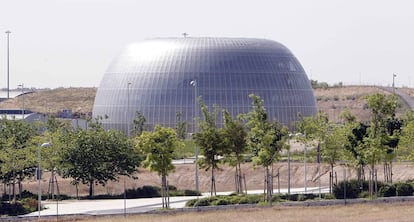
[
  {"left": 0, "top": 87, "right": 96, "bottom": 116},
  {"left": 75, "top": 203, "right": 414, "bottom": 222}
]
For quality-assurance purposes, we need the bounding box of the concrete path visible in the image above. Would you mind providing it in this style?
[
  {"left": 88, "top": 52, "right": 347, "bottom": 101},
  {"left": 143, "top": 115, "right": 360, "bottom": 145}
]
[{"left": 23, "top": 186, "right": 329, "bottom": 218}]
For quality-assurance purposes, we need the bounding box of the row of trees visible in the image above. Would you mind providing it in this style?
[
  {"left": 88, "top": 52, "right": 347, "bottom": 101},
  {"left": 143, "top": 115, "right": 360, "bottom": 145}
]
[
  {"left": 194, "top": 92, "right": 414, "bottom": 199},
  {"left": 297, "top": 93, "right": 408, "bottom": 196},
  {"left": 1, "top": 92, "right": 414, "bottom": 206}
]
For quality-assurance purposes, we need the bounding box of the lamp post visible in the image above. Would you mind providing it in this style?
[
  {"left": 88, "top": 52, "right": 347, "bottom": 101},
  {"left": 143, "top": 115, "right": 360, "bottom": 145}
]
[
  {"left": 304, "top": 141, "right": 307, "bottom": 193},
  {"left": 18, "top": 83, "right": 24, "bottom": 119},
  {"left": 5, "top": 30, "right": 11, "bottom": 99},
  {"left": 124, "top": 82, "right": 131, "bottom": 217},
  {"left": 392, "top": 73, "right": 397, "bottom": 94},
  {"left": 38, "top": 142, "right": 50, "bottom": 219},
  {"left": 127, "top": 82, "right": 131, "bottom": 137},
  {"left": 288, "top": 134, "right": 293, "bottom": 196},
  {"left": 190, "top": 80, "right": 199, "bottom": 193}
]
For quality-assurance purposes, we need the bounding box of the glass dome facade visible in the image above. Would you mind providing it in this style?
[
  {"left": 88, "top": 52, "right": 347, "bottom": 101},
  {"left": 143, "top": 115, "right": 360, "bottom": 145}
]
[{"left": 93, "top": 37, "right": 317, "bottom": 133}]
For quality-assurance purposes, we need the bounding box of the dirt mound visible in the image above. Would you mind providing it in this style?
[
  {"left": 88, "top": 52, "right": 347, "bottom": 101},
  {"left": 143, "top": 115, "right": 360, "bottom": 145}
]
[{"left": 14, "top": 162, "right": 414, "bottom": 197}]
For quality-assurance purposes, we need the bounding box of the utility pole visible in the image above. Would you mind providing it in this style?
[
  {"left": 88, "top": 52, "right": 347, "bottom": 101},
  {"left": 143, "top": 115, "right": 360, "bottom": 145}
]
[{"left": 6, "top": 30, "right": 11, "bottom": 99}]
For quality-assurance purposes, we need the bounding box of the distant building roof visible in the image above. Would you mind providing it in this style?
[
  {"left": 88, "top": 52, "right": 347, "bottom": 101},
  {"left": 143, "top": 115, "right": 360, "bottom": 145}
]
[
  {"left": 0, "top": 90, "right": 34, "bottom": 100},
  {"left": 0, "top": 109, "right": 40, "bottom": 122}
]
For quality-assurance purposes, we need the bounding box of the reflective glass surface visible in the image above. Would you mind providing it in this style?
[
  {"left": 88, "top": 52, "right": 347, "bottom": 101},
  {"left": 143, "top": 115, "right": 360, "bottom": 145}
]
[{"left": 93, "top": 37, "right": 317, "bottom": 133}]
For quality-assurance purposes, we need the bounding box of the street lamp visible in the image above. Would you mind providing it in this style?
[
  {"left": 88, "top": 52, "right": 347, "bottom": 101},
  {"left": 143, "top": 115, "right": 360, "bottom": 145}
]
[
  {"left": 125, "top": 82, "right": 131, "bottom": 217},
  {"left": 38, "top": 142, "right": 50, "bottom": 219},
  {"left": 288, "top": 134, "right": 293, "bottom": 196},
  {"left": 5, "top": 30, "right": 11, "bottom": 99},
  {"left": 190, "top": 79, "right": 199, "bottom": 193},
  {"left": 127, "top": 82, "right": 132, "bottom": 137},
  {"left": 18, "top": 83, "right": 24, "bottom": 119},
  {"left": 392, "top": 73, "right": 397, "bottom": 94}
]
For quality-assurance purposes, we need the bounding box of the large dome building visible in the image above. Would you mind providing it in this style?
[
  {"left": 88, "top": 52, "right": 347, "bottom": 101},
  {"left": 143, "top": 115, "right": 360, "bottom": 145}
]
[{"left": 93, "top": 37, "right": 317, "bottom": 133}]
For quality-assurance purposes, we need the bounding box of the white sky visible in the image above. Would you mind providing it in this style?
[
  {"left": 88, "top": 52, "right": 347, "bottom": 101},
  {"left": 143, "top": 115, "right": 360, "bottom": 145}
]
[{"left": 1, "top": 0, "right": 413, "bottom": 89}]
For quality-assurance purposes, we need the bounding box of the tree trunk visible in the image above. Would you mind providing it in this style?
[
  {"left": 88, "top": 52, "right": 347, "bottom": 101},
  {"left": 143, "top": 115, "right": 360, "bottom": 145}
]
[
  {"left": 89, "top": 179, "right": 94, "bottom": 198},
  {"left": 239, "top": 161, "right": 243, "bottom": 193},
  {"left": 211, "top": 166, "right": 216, "bottom": 196},
  {"left": 265, "top": 166, "right": 271, "bottom": 202},
  {"left": 330, "top": 164, "right": 334, "bottom": 194},
  {"left": 161, "top": 175, "right": 165, "bottom": 208},
  {"left": 235, "top": 160, "right": 243, "bottom": 194},
  {"left": 12, "top": 171, "right": 16, "bottom": 203}
]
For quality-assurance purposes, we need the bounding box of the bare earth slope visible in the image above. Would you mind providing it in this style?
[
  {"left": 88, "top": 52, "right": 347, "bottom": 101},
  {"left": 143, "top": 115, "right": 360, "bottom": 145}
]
[
  {"left": 21, "top": 162, "right": 414, "bottom": 196},
  {"left": 0, "top": 85, "right": 411, "bottom": 121}
]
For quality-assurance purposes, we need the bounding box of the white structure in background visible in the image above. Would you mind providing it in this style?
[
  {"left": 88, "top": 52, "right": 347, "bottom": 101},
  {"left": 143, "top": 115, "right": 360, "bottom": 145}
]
[{"left": 0, "top": 109, "right": 47, "bottom": 123}]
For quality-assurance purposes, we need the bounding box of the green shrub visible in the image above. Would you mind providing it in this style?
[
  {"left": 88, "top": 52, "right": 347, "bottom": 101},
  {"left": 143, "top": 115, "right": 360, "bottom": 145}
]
[
  {"left": 183, "top": 189, "right": 201, "bottom": 196},
  {"left": 396, "top": 182, "right": 413, "bottom": 196},
  {"left": 358, "top": 191, "right": 371, "bottom": 198},
  {"left": 213, "top": 198, "right": 230, "bottom": 206},
  {"left": 333, "top": 179, "right": 363, "bottom": 199},
  {"left": 0, "top": 202, "right": 28, "bottom": 216},
  {"left": 296, "top": 194, "right": 305, "bottom": 201},
  {"left": 379, "top": 184, "right": 396, "bottom": 197},
  {"left": 125, "top": 185, "right": 161, "bottom": 198},
  {"left": 20, "top": 198, "right": 38, "bottom": 212},
  {"left": 194, "top": 199, "right": 210, "bottom": 207},
  {"left": 323, "top": 193, "right": 335, "bottom": 200},
  {"left": 237, "top": 196, "right": 251, "bottom": 204},
  {"left": 194, "top": 197, "right": 218, "bottom": 207},
  {"left": 185, "top": 198, "right": 198, "bottom": 207},
  {"left": 168, "top": 185, "right": 177, "bottom": 191}
]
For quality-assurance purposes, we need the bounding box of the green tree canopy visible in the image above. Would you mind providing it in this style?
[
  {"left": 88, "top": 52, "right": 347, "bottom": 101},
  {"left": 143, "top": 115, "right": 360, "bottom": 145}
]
[
  {"left": 0, "top": 117, "right": 38, "bottom": 200},
  {"left": 135, "top": 125, "right": 183, "bottom": 208},
  {"left": 221, "top": 110, "right": 247, "bottom": 193},
  {"left": 193, "top": 101, "right": 226, "bottom": 196},
  {"left": 243, "top": 94, "right": 288, "bottom": 202},
  {"left": 60, "top": 123, "right": 140, "bottom": 198}
]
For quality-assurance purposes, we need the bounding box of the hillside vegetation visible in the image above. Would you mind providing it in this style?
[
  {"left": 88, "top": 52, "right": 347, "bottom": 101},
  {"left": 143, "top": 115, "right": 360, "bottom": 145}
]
[{"left": 0, "top": 86, "right": 411, "bottom": 122}]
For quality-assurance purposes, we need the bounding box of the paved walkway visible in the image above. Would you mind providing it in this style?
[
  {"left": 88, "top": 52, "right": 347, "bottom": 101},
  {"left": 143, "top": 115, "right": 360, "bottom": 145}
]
[{"left": 23, "top": 187, "right": 329, "bottom": 218}]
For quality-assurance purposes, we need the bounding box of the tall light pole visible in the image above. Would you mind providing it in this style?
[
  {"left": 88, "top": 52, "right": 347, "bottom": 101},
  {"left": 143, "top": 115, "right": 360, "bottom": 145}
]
[
  {"left": 5, "top": 30, "right": 11, "bottom": 99},
  {"left": 392, "top": 73, "right": 397, "bottom": 94},
  {"left": 18, "top": 83, "right": 24, "bottom": 119},
  {"left": 127, "top": 82, "right": 131, "bottom": 137},
  {"left": 190, "top": 80, "right": 199, "bottom": 193},
  {"left": 288, "top": 134, "right": 293, "bottom": 196},
  {"left": 38, "top": 142, "right": 50, "bottom": 219},
  {"left": 124, "top": 82, "right": 131, "bottom": 217}
]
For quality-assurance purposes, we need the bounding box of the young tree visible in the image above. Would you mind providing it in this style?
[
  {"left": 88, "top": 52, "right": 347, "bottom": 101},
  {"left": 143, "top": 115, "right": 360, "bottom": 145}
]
[
  {"left": 193, "top": 101, "right": 225, "bottom": 196},
  {"left": 135, "top": 125, "right": 183, "bottom": 208},
  {"left": 243, "top": 94, "right": 288, "bottom": 202},
  {"left": 175, "top": 111, "right": 187, "bottom": 140},
  {"left": 296, "top": 112, "right": 329, "bottom": 194},
  {"left": 0, "top": 117, "right": 37, "bottom": 201},
  {"left": 60, "top": 119, "right": 140, "bottom": 198},
  {"left": 400, "top": 111, "right": 414, "bottom": 160},
  {"left": 132, "top": 111, "right": 147, "bottom": 136},
  {"left": 221, "top": 110, "right": 247, "bottom": 193},
  {"left": 322, "top": 124, "right": 348, "bottom": 192},
  {"left": 365, "top": 93, "right": 398, "bottom": 194},
  {"left": 40, "top": 116, "right": 73, "bottom": 199},
  {"left": 343, "top": 121, "right": 368, "bottom": 181}
]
